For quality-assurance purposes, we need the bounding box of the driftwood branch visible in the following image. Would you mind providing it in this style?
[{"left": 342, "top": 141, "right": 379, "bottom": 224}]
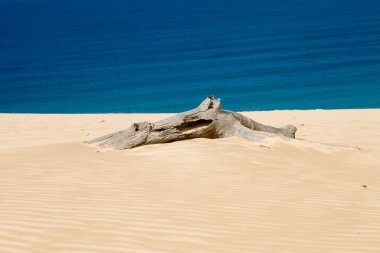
[{"left": 86, "top": 96, "right": 297, "bottom": 150}]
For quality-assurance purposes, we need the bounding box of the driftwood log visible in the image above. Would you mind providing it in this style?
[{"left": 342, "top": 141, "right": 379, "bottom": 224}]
[{"left": 86, "top": 96, "right": 297, "bottom": 150}]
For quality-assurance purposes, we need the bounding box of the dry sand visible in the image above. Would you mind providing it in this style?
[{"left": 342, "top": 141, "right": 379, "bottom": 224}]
[{"left": 0, "top": 109, "right": 379, "bottom": 252}]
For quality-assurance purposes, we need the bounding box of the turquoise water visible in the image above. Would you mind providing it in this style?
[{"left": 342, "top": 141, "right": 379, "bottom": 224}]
[{"left": 0, "top": 0, "right": 379, "bottom": 112}]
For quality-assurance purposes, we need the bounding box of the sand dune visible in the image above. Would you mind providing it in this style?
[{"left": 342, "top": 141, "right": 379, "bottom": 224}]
[{"left": 1, "top": 110, "right": 379, "bottom": 252}]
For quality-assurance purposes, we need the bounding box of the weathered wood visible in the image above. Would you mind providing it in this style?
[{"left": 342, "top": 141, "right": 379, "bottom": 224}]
[{"left": 85, "top": 96, "right": 297, "bottom": 149}]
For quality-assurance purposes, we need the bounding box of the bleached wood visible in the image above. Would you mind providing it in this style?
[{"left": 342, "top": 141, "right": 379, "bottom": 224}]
[{"left": 85, "top": 96, "right": 297, "bottom": 149}]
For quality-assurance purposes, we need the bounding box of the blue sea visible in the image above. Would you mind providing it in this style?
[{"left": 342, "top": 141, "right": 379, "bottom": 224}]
[{"left": 0, "top": 0, "right": 379, "bottom": 113}]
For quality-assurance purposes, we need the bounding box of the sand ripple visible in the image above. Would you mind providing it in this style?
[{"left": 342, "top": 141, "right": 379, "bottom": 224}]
[{"left": 1, "top": 110, "right": 380, "bottom": 252}]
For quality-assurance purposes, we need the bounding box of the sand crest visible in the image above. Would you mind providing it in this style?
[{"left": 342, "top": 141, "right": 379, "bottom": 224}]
[{"left": 1, "top": 110, "right": 379, "bottom": 252}]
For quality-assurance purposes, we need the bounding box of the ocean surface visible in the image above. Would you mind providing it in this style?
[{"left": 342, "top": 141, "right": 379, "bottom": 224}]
[{"left": 0, "top": 0, "right": 379, "bottom": 113}]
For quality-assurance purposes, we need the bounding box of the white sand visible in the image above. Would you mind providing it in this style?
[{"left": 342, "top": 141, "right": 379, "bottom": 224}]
[{"left": 1, "top": 110, "right": 379, "bottom": 252}]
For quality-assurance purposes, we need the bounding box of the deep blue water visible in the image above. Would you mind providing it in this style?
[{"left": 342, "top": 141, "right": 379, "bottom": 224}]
[{"left": 0, "top": 0, "right": 379, "bottom": 113}]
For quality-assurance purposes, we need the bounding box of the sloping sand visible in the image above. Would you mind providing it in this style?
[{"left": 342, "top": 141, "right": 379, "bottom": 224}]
[{"left": 1, "top": 110, "right": 379, "bottom": 252}]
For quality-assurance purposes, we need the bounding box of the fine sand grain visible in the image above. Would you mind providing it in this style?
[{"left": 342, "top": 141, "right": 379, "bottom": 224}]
[{"left": 0, "top": 110, "right": 379, "bottom": 252}]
